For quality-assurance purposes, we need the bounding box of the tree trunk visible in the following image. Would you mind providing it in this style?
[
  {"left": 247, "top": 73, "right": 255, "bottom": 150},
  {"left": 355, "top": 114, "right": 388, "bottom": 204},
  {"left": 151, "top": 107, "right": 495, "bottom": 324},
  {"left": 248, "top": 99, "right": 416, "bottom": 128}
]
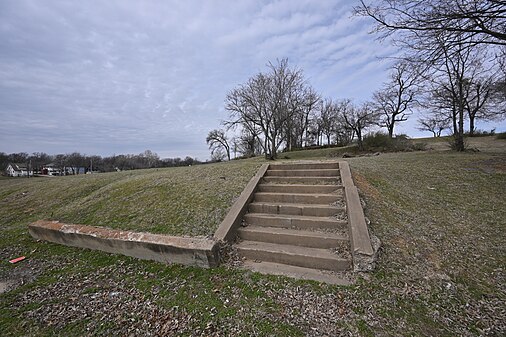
[
  {"left": 357, "top": 128, "right": 363, "bottom": 150},
  {"left": 469, "top": 115, "right": 475, "bottom": 136},
  {"left": 455, "top": 104, "right": 465, "bottom": 151},
  {"left": 270, "top": 138, "right": 277, "bottom": 160},
  {"left": 388, "top": 123, "right": 394, "bottom": 138}
]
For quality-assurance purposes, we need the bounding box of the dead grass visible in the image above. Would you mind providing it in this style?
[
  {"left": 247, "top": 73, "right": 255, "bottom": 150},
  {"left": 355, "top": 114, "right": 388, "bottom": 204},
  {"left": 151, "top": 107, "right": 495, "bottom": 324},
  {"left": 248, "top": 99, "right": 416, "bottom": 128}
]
[
  {"left": 0, "top": 160, "right": 263, "bottom": 236},
  {"left": 0, "top": 136, "right": 505, "bottom": 336}
]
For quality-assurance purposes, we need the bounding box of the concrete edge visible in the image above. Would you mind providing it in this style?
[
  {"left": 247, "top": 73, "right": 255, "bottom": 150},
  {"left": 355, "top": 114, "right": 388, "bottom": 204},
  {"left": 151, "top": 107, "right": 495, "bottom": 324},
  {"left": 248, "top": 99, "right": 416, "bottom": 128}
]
[
  {"left": 213, "top": 163, "right": 270, "bottom": 242},
  {"left": 28, "top": 220, "right": 219, "bottom": 268},
  {"left": 339, "top": 161, "right": 374, "bottom": 259}
]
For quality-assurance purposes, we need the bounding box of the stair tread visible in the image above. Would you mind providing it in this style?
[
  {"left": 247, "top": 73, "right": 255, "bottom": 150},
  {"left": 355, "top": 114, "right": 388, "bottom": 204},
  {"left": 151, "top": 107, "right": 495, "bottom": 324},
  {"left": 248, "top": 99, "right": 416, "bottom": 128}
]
[
  {"left": 267, "top": 168, "right": 339, "bottom": 172},
  {"left": 255, "top": 191, "right": 340, "bottom": 197},
  {"left": 241, "top": 260, "right": 353, "bottom": 285},
  {"left": 263, "top": 176, "right": 339, "bottom": 178},
  {"left": 238, "top": 225, "right": 348, "bottom": 240},
  {"left": 236, "top": 240, "right": 349, "bottom": 260},
  {"left": 244, "top": 212, "right": 342, "bottom": 222},
  {"left": 262, "top": 176, "right": 340, "bottom": 184},
  {"left": 258, "top": 183, "right": 342, "bottom": 188},
  {"left": 249, "top": 201, "right": 343, "bottom": 209}
]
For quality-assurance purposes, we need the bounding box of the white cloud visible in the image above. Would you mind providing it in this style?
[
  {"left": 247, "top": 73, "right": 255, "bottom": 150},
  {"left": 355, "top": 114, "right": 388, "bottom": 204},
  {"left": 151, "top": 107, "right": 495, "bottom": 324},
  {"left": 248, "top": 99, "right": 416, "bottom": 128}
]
[{"left": 1, "top": 0, "right": 502, "bottom": 158}]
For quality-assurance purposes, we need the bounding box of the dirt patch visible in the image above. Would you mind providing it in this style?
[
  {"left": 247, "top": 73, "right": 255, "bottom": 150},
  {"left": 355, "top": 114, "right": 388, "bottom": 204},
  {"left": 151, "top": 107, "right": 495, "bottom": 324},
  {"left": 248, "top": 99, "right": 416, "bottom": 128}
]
[
  {"left": 471, "top": 156, "right": 506, "bottom": 174},
  {"left": 0, "top": 280, "right": 11, "bottom": 294},
  {"left": 0, "top": 246, "right": 46, "bottom": 295},
  {"left": 351, "top": 171, "right": 381, "bottom": 201}
]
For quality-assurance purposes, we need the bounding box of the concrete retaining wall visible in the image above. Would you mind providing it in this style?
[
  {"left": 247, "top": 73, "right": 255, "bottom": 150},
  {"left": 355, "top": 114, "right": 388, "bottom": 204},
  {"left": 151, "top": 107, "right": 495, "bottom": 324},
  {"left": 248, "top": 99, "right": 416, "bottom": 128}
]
[
  {"left": 29, "top": 220, "right": 219, "bottom": 268},
  {"left": 339, "top": 161, "right": 374, "bottom": 260}
]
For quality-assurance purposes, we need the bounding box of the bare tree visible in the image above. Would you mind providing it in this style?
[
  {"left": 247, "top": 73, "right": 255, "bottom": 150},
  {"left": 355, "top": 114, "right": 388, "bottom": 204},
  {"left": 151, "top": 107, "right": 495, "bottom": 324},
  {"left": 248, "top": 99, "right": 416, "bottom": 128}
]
[
  {"left": 210, "top": 148, "right": 226, "bottom": 162},
  {"left": 355, "top": 1, "right": 506, "bottom": 49},
  {"left": 233, "top": 127, "right": 263, "bottom": 157},
  {"left": 206, "top": 129, "right": 231, "bottom": 161},
  {"left": 284, "top": 86, "right": 320, "bottom": 150},
  {"left": 417, "top": 114, "right": 451, "bottom": 137},
  {"left": 373, "top": 61, "right": 419, "bottom": 137},
  {"left": 319, "top": 98, "right": 337, "bottom": 145},
  {"left": 464, "top": 72, "right": 505, "bottom": 135},
  {"left": 424, "top": 40, "right": 503, "bottom": 149},
  {"left": 225, "top": 59, "right": 313, "bottom": 159},
  {"left": 338, "top": 100, "right": 379, "bottom": 150},
  {"left": 66, "top": 152, "right": 86, "bottom": 174}
]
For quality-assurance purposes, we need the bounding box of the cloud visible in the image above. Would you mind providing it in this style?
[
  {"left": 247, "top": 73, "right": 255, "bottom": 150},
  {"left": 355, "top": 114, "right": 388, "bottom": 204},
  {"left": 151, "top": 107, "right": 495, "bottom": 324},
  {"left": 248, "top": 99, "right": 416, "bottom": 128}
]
[{"left": 2, "top": 1, "right": 499, "bottom": 159}]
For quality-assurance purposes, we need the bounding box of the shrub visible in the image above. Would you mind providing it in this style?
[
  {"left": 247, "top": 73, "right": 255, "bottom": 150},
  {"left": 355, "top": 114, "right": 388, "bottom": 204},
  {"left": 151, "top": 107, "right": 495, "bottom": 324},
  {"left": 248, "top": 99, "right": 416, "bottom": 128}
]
[
  {"left": 466, "top": 129, "right": 496, "bottom": 137},
  {"left": 411, "top": 142, "right": 428, "bottom": 151},
  {"left": 363, "top": 132, "right": 392, "bottom": 149},
  {"left": 362, "top": 131, "right": 426, "bottom": 152},
  {"left": 447, "top": 135, "right": 468, "bottom": 151}
]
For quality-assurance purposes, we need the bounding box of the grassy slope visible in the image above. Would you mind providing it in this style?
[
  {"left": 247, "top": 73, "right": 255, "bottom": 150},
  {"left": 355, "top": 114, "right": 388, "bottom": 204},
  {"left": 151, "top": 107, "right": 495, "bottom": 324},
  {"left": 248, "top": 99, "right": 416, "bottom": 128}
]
[
  {"left": 1, "top": 136, "right": 505, "bottom": 336},
  {"left": 0, "top": 160, "right": 263, "bottom": 236}
]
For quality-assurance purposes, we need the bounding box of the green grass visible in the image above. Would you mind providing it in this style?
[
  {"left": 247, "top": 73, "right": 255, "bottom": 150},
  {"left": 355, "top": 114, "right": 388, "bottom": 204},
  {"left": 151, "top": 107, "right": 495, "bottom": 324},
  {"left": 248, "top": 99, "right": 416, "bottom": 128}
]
[
  {"left": 0, "top": 160, "right": 263, "bottom": 236},
  {"left": 1, "top": 136, "right": 505, "bottom": 335}
]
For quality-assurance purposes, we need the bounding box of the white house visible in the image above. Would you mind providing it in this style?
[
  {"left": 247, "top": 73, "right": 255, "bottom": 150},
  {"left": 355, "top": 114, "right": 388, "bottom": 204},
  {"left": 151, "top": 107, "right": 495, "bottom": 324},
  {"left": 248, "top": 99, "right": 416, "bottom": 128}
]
[{"left": 5, "top": 163, "right": 33, "bottom": 177}]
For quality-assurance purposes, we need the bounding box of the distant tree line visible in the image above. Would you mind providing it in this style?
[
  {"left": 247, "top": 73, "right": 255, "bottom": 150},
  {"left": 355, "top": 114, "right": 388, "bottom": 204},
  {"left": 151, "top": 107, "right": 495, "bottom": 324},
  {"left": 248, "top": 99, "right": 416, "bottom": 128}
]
[
  {"left": 207, "top": 2, "right": 505, "bottom": 157},
  {"left": 0, "top": 150, "right": 201, "bottom": 175}
]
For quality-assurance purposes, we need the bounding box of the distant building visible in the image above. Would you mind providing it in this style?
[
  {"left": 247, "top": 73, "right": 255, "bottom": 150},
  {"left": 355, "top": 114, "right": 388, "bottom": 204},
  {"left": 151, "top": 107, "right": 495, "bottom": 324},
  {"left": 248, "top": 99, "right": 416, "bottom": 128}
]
[
  {"left": 5, "top": 163, "right": 33, "bottom": 177},
  {"left": 41, "top": 164, "right": 62, "bottom": 176}
]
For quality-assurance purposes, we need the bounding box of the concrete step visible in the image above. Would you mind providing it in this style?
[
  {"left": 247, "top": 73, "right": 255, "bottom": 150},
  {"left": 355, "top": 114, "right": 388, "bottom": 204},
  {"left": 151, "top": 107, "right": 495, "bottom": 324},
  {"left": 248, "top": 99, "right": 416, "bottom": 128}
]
[
  {"left": 265, "top": 169, "right": 340, "bottom": 177},
  {"left": 249, "top": 202, "right": 344, "bottom": 217},
  {"left": 258, "top": 183, "right": 342, "bottom": 194},
  {"left": 237, "top": 226, "right": 347, "bottom": 248},
  {"left": 236, "top": 241, "right": 351, "bottom": 272},
  {"left": 243, "top": 213, "right": 347, "bottom": 229},
  {"left": 262, "top": 176, "right": 340, "bottom": 185},
  {"left": 254, "top": 192, "right": 341, "bottom": 204},
  {"left": 269, "top": 163, "right": 339, "bottom": 170},
  {"left": 241, "top": 260, "right": 353, "bottom": 285}
]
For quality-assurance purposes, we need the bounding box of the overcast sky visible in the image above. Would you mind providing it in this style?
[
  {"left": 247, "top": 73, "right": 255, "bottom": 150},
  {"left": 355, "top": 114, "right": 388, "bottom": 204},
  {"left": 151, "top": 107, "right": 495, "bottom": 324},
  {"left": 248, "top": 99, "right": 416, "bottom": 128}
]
[{"left": 1, "top": 1, "right": 503, "bottom": 160}]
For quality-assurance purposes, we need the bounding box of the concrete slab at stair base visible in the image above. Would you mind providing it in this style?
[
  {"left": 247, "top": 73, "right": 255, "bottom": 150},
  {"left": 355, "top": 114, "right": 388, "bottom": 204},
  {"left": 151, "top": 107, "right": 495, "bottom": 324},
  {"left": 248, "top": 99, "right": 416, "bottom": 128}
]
[
  {"left": 29, "top": 220, "right": 219, "bottom": 268},
  {"left": 241, "top": 261, "right": 353, "bottom": 285},
  {"left": 236, "top": 241, "right": 351, "bottom": 272}
]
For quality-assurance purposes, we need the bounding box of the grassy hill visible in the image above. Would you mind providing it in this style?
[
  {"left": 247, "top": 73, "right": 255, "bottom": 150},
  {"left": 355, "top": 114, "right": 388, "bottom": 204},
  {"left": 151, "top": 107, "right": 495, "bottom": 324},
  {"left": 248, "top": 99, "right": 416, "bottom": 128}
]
[
  {"left": 0, "top": 160, "right": 263, "bottom": 237},
  {"left": 1, "top": 136, "right": 505, "bottom": 336}
]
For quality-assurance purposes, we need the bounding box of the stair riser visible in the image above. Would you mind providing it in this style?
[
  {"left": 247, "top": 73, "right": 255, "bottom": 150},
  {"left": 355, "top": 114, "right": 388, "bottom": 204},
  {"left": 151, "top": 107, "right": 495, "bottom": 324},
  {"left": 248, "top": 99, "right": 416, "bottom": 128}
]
[
  {"left": 237, "top": 247, "right": 351, "bottom": 272},
  {"left": 238, "top": 229, "right": 345, "bottom": 248},
  {"left": 249, "top": 203, "right": 344, "bottom": 217},
  {"left": 244, "top": 215, "right": 346, "bottom": 229},
  {"left": 262, "top": 177, "right": 340, "bottom": 184},
  {"left": 254, "top": 193, "right": 339, "bottom": 204},
  {"left": 266, "top": 169, "right": 339, "bottom": 177},
  {"left": 258, "top": 184, "right": 342, "bottom": 194},
  {"left": 270, "top": 163, "right": 339, "bottom": 170}
]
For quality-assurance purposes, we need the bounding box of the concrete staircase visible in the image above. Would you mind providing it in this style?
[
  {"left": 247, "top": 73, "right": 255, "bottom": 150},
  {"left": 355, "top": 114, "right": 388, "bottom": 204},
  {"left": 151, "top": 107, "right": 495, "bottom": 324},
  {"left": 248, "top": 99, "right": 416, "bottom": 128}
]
[{"left": 235, "top": 162, "right": 352, "bottom": 284}]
